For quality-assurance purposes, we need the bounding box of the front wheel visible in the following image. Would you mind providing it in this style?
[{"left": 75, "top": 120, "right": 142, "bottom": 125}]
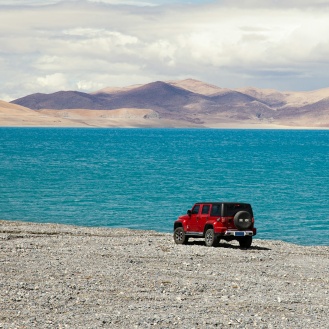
[
  {"left": 239, "top": 236, "right": 252, "bottom": 248},
  {"left": 174, "top": 227, "right": 189, "bottom": 245},
  {"left": 204, "top": 228, "right": 219, "bottom": 247}
]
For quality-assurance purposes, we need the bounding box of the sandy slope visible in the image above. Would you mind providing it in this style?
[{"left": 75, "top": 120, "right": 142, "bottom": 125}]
[
  {"left": 0, "top": 102, "right": 169, "bottom": 128},
  {"left": 237, "top": 86, "right": 329, "bottom": 107},
  {"left": 0, "top": 103, "right": 325, "bottom": 128},
  {"left": 1, "top": 101, "right": 279, "bottom": 128},
  {"left": 168, "top": 78, "right": 225, "bottom": 95},
  {"left": 0, "top": 101, "right": 85, "bottom": 127},
  {"left": 37, "top": 108, "right": 200, "bottom": 128}
]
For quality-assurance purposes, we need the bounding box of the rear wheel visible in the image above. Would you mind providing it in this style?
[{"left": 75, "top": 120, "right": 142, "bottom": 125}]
[
  {"left": 204, "top": 228, "right": 219, "bottom": 247},
  {"left": 174, "top": 227, "right": 189, "bottom": 245},
  {"left": 239, "top": 236, "right": 252, "bottom": 248}
]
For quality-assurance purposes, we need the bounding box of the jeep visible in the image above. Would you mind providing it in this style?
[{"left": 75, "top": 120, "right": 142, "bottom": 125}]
[{"left": 173, "top": 202, "right": 256, "bottom": 248}]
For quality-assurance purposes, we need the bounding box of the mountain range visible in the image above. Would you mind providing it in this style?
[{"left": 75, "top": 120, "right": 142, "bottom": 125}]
[{"left": 1, "top": 79, "right": 328, "bottom": 128}]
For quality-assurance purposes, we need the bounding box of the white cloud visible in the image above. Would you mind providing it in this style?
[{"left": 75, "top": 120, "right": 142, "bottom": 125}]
[
  {"left": 0, "top": 0, "right": 58, "bottom": 5},
  {"left": 87, "top": 0, "right": 157, "bottom": 5},
  {"left": 76, "top": 80, "right": 105, "bottom": 91},
  {"left": 1, "top": 0, "right": 329, "bottom": 100},
  {"left": 36, "top": 73, "right": 68, "bottom": 90}
]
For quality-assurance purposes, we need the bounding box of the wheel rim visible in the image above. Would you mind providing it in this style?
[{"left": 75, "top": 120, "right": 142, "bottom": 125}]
[
  {"left": 175, "top": 230, "right": 183, "bottom": 242},
  {"left": 205, "top": 231, "right": 213, "bottom": 245}
]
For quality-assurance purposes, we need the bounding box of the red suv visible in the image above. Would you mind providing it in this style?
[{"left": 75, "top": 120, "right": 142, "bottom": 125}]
[{"left": 173, "top": 202, "right": 256, "bottom": 248}]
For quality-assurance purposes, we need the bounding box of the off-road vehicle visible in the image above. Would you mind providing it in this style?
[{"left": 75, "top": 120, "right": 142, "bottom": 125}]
[{"left": 173, "top": 202, "right": 256, "bottom": 248}]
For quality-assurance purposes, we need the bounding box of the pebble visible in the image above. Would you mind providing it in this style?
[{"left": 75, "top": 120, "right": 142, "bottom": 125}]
[{"left": 0, "top": 220, "right": 328, "bottom": 328}]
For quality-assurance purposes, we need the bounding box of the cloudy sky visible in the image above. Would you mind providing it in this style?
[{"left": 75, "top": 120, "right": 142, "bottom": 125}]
[{"left": 1, "top": 0, "right": 329, "bottom": 100}]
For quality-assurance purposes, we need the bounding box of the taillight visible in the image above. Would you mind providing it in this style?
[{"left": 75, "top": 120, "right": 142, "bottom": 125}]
[{"left": 216, "top": 217, "right": 226, "bottom": 222}]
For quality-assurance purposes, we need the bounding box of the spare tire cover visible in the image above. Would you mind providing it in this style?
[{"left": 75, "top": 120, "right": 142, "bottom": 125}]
[{"left": 234, "top": 211, "right": 252, "bottom": 229}]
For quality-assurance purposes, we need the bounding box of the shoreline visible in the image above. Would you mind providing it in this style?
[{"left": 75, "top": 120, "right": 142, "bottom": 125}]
[
  {"left": 1, "top": 219, "right": 328, "bottom": 328},
  {"left": 0, "top": 219, "right": 327, "bottom": 247},
  {"left": 0, "top": 125, "right": 328, "bottom": 130}
]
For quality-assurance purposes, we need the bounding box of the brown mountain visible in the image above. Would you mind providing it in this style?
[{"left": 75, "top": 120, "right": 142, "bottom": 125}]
[
  {"left": 11, "top": 91, "right": 108, "bottom": 110},
  {"left": 7, "top": 79, "right": 329, "bottom": 128}
]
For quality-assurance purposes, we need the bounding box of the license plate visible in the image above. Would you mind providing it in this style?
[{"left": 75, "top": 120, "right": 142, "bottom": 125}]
[{"left": 235, "top": 232, "right": 244, "bottom": 236}]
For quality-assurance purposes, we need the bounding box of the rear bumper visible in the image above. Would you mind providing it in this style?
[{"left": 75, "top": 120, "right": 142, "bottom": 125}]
[
  {"left": 222, "top": 230, "right": 254, "bottom": 237},
  {"left": 215, "top": 226, "right": 257, "bottom": 236}
]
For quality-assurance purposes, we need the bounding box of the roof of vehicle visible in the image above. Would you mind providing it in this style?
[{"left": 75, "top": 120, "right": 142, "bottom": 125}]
[{"left": 194, "top": 202, "right": 251, "bottom": 205}]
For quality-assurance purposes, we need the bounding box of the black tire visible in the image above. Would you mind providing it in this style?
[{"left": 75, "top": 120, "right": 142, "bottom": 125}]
[
  {"left": 204, "top": 228, "right": 219, "bottom": 247},
  {"left": 174, "top": 227, "right": 189, "bottom": 245},
  {"left": 239, "top": 236, "right": 252, "bottom": 248},
  {"left": 234, "top": 211, "right": 252, "bottom": 230}
]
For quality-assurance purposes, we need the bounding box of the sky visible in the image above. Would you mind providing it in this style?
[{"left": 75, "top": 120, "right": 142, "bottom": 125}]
[{"left": 1, "top": 0, "right": 329, "bottom": 101}]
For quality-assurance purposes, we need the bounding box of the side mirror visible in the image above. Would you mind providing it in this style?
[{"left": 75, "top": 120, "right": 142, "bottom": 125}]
[{"left": 187, "top": 210, "right": 192, "bottom": 216}]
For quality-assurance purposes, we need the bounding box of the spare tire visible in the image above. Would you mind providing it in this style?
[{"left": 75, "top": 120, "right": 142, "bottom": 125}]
[{"left": 234, "top": 211, "right": 252, "bottom": 230}]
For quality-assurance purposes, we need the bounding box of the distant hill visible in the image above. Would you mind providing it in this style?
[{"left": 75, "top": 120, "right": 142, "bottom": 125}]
[
  {"left": 0, "top": 100, "right": 84, "bottom": 127},
  {"left": 12, "top": 91, "right": 106, "bottom": 110},
  {"left": 7, "top": 78, "right": 329, "bottom": 128}
]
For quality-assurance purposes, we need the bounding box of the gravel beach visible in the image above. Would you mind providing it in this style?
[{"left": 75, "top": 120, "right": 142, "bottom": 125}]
[{"left": 0, "top": 220, "right": 328, "bottom": 329}]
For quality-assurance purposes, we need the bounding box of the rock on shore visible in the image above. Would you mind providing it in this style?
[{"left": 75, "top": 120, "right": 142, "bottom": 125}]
[{"left": 0, "top": 220, "right": 328, "bottom": 328}]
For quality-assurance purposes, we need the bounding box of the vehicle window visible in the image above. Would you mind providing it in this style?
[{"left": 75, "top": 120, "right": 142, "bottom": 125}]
[
  {"left": 224, "top": 204, "right": 253, "bottom": 216},
  {"left": 191, "top": 205, "right": 200, "bottom": 214},
  {"left": 210, "top": 204, "right": 221, "bottom": 216},
  {"left": 201, "top": 205, "right": 210, "bottom": 214}
]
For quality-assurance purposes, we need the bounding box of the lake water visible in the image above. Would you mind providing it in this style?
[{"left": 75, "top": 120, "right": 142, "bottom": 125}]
[{"left": 0, "top": 127, "right": 328, "bottom": 246}]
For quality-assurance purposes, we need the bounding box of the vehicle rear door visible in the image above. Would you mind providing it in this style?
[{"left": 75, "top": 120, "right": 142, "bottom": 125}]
[
  {"left": 224, "top": 203, "right": 253, "bottom": 230},
  {"left": 223, "top": 203, "right": 236, "bottom": 229},
  {"left": 198, "top": 204, "right": 211, "bottom": 231}
]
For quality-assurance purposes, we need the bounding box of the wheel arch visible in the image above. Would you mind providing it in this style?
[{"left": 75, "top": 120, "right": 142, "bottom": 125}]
[
  {"left": 174, "top": 222, "right": 183, "bottom": 230},
  {"left": 203, "top": 224, "right": 214, "bottom": 236}
]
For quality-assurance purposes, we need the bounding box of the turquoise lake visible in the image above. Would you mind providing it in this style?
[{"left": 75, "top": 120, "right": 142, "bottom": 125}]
[{"left": 0, "top": 128, "right": 328, "bottom": 246}]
